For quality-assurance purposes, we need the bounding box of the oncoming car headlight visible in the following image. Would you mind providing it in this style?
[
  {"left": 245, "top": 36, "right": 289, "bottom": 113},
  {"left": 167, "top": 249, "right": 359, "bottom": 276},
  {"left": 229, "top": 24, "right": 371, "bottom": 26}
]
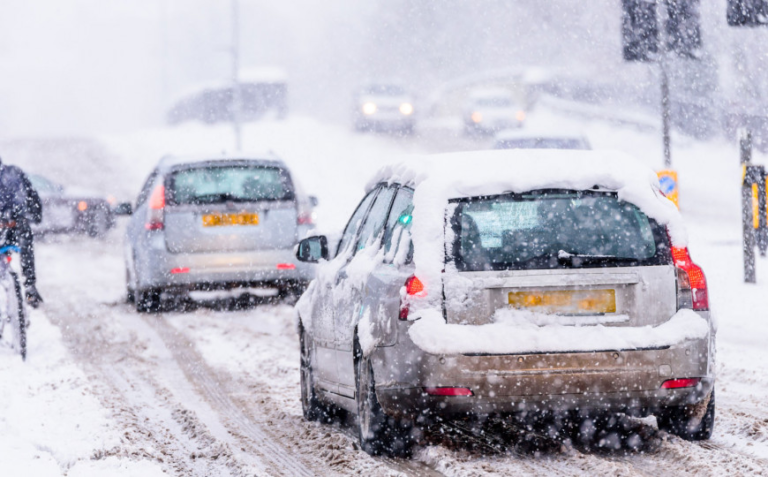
[
  {"left": 362, "top": 102, "right": 377, "bottom": 115},
  {"left": 471, "top": 112, "right": 482, "bottom": 123},
  {"left": 399, "top": 103, "right": 414, "bottom": 115}
]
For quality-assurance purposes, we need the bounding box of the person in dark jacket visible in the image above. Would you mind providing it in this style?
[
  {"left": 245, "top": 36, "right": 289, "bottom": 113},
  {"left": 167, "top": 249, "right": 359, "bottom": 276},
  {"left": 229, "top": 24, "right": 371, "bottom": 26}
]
[{"left": 0, "top": 155, "right": 43, "bottom": 308}]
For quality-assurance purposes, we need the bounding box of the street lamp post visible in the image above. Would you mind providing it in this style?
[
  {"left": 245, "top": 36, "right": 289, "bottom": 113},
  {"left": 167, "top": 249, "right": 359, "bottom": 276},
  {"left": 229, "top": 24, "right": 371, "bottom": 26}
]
[{"left": 231, "top": 0, "right": 242, "bottom": 151}]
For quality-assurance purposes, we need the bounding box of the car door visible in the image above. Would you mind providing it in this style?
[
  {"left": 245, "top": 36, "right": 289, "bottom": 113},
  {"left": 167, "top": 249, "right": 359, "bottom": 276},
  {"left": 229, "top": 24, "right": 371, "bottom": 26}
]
[
  {"left": 312, "top": 187, "right": 379, "bottom": 393},
  {"left": 334, "top": 185, "right": 397, "bottom": 397}
]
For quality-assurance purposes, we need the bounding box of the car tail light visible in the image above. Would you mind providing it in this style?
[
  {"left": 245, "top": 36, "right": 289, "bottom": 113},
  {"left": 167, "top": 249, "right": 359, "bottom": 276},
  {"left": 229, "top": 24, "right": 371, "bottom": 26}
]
[
  {"left": 672, "top": 247, "right": 708, "bottom": 311},
  {"left": 399, "top": 276, "right": 426, "bottom": 320},
  {"left": 297, "top": 211, "right": 314, "bottom": 225},
  {"left": 77, "top": 201, "right": 88, "bottom": 211},
  {"left": 170, "top": 267, "right": 189, "bottom": 274},
  {"left": 661, "top": 378, "right": 700, "bottom": 389},
  {"left": 145, "top": 184, "right": 165, "bottom": 230},
  {"left": 424, "top": 387, "right": 473, "bottom": 396},
  {"left": 276, "top": 263, "right": 296, "bottom": 270}
]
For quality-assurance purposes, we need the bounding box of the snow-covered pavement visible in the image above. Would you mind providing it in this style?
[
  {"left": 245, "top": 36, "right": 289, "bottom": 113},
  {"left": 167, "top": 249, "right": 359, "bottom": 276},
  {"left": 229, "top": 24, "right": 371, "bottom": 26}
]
[{"left": 1, "top": 110, "right": 768, "bottom": 475}]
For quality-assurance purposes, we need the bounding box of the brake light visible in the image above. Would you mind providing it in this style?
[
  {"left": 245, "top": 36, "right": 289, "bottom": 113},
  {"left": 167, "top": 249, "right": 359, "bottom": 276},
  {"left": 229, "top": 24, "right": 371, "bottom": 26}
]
[
  {"left": 424, "top": 387, "right": 474, "bottom": 396},
  {"left": 170, "top": 267, "right": 189, "bottom": 274},
  {"left": 145, "top": 184, "right": 165, "bottom": 230},
  {"left": 661, "top": 378, "right": 700, "bottom": 389},
  {"left": 672, "top": 247, "right": 708, "bottom": 311},
  {"left": 297, "top": 211, "right": 314, "bottom": 225},
  {"left": 399, "top": 276, "right": 426, "bottom": 320},
  {"left": 276, "top": 263, "right": 296, "bottom": 270},
  {"left": 77, "top": 201, "right": 88, "bottom": 211}
]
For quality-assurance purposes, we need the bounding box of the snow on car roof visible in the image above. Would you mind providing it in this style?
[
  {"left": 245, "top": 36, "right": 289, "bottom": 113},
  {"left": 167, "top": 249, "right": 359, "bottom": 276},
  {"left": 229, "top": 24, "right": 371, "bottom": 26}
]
[
  {"left": 157, "top": 152, "right": 285, "bottom": 170},
  {"left": 494, "top": 129, "right": 587, "bottom": 141},
  {"left": 368, "top": 149, "right": 687, "bottom": 293}
]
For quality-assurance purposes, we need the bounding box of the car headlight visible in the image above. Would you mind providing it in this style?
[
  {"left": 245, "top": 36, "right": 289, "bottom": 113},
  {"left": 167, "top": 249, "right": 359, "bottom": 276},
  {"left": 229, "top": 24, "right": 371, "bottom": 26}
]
[
  {"left": 399, "top": 103, "right": 414, "bottom": 115},
  {"left": 471, "top": 112, "right": 482, "bottom": 123},
  {"left": 516, "top": 110, "right": 526, "bottom": 121},
  {"left": 362, "top": 102, "right": 377, "bottom": 115}
]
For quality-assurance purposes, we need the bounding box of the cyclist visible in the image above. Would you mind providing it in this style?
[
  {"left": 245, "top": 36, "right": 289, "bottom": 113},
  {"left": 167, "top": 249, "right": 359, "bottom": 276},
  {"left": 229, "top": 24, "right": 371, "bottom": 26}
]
[{"left": 0, "top": 155, "right": 43, "bottom": 308}]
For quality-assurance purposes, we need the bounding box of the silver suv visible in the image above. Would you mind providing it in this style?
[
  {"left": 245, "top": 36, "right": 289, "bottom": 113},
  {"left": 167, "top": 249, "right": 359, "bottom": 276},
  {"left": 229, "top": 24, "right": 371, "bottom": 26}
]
[
  {"left": 295, "top": 152, "right": 715, "bottom": 456},
  {"left": 125, "top": 154, "right": 315, "bottom": 312}
]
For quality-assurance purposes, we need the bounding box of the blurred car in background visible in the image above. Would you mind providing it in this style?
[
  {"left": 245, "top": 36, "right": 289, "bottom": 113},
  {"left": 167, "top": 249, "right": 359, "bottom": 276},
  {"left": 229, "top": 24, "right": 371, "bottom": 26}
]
[
  {"left": 124, "top": 153, "right": 316, "bottom": 312},
  {"left": 464, "top": 88, "right": 526, "bottom": 135},
  {"left": 28, "top": 174, "right": 115, "bottom": 237},
  {"left": 493, "top": 130, "right": 591, "bottom": 150},
  {"left": 353, "top": 84, "right": 415, "bottom": 134}
]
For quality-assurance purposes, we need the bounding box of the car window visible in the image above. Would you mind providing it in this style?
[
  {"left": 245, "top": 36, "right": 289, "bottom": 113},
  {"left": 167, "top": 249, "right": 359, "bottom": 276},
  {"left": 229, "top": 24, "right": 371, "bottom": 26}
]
[
  {"left": 168, "top": 165, "right": 293, "bottom": 205},
  {"left": 136, "top": 170, "right": 159, "bottom": 208},
  {"left": 337, "top": 188, "right": 379, "bottom": 256},
  {"left": 354, "top": 186, "right": 396, "bottom": 253},
  {"left": 382, "top": 187, "right": 414, "bottom": 263}
]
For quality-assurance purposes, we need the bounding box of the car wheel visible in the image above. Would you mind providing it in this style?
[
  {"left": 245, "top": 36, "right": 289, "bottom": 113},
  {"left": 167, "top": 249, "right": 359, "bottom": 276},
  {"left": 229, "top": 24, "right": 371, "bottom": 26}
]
[
  {"left": 136, "top": 288, "right": 162, "bottom": 313},
  {"left": 299, "top": 323, "right": 325, "bottom": 422},
  {"left": 126, "top": 268, "right": 135, "bottom": 303},
  {"left": 657, "top": 388, "right": 715, "bottom": 441},
  {"left": 354, "top": 338, "right": 413, "bottom": 456},
  {"left": 87, "top": 209, "right": 109, "bottom": 238}
]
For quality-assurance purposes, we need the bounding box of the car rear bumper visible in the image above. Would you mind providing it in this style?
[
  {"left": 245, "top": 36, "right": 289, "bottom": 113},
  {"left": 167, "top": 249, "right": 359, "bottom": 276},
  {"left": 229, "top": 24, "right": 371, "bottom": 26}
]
[
  {"left": 372, "top": 317, "right": 714, "bottom": 419},
  {"left": 136, "top": 242, "right": 314, "bottom": 290}
]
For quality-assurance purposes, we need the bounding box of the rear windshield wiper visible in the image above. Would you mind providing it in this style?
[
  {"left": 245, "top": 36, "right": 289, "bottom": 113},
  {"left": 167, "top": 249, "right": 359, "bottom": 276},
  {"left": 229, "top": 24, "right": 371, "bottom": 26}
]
[{"left": 557, "top": 250, "right": 639, "bottom": 265}]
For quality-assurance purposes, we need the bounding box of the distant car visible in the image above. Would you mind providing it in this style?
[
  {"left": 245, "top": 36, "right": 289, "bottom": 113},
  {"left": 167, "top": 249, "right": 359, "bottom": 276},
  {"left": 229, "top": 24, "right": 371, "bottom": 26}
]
[
  {"left": 124, "top": 153, "right": 316, "bottom": 312},
  {"left": 28, "top": 174, "right": 115, "bottom": 237},
  {"left": 464, "top": 88, "right": 525, "bottom": 135},
  {"left": 493, "top": 130, "right": 591, "bottom": 150},
  {"left": 295, "top": 150, "right": 715, "bottom": 456},
  {"left": 354, "top": 84, "right": 415, "bottom": 134}
]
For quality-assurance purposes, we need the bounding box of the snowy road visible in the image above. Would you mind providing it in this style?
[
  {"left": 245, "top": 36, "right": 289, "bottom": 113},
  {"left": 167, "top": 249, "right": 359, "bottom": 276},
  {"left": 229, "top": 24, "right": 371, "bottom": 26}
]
[{"left": 2, "top": 110, "right": 768, "bottom": 475}]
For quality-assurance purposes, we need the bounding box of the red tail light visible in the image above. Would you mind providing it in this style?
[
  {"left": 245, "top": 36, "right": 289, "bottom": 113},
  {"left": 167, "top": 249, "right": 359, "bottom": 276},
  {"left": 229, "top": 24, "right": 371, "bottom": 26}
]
[
  {"left": 170, "top": 267, "right": 190, "bottom": 274},
  {"left": 297, "top": 211, "right": 314, "bottom": 225},
  {"left": 661, "top": 377, "right": 700, "bottom": 389},
  {"left": 672, "top": 247, "right": 708, "bottom": 311},
  {"left": 399, "top": 276, "right": 426, "bottom": 320},
  {"left": 276, "top": 263, "right": 296, "bottom": 270},
  {"left": 424, "top": 387, "right": 473, "bottom": 396},
  {"left": 145, "top": 184, "right": 165, "bottom": 230}
]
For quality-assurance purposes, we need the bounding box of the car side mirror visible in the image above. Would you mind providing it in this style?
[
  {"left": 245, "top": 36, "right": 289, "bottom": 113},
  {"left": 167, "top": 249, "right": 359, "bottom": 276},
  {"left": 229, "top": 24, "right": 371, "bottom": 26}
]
[
  {"left": 113, "top": 202, "right": 133, "bottom": 216},
  {"left": 309, "top": 195, "right": 319, "bottom": 207},
  {"left": 296, "top": 235, "right": 328, "bottom": 263}
]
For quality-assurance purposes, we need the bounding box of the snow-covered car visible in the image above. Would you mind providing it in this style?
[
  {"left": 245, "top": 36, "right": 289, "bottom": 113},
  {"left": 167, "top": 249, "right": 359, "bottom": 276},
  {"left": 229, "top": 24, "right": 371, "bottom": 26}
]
[
  {"left": 295, "top": 150, "right": 715, "bottom": 456},
  {"left": 353, "top": 84, "right": 415, "bottom": 134},
  {"left": 464, "top": 88, "right": 525, "bottom": 135},
  {"left": 124, "top": 153, "right": 315, "bottom": 312},
  {"left": 28, "top": 174, "right": 115, "bottom": 237},
  {"left": 493, "top": 130, "right": 591, "bottom": 150}
]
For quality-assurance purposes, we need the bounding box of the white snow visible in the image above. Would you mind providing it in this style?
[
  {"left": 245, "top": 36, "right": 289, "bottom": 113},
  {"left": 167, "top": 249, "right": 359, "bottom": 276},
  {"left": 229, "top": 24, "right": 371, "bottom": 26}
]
[{"left": 407, "top": 308, "right": 709, "bottom": 355}]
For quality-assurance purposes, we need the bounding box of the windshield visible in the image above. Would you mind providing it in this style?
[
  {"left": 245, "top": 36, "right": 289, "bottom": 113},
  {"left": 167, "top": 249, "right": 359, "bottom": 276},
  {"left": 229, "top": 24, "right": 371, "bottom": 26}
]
[
  {"left": 449, "top": 190, "right": 670, "bottom": 271},
  {"left": 364, "top": 85, "right": 406, "bottom": 96},
  {"left": 494, "top": 138, "right": 588, "bottom": 150},
  {"left": 473, "top": 97, "right": 513, "bottom": 107},
  {"left": 168, "top": 165, "right": 294, "bottom": 205}
]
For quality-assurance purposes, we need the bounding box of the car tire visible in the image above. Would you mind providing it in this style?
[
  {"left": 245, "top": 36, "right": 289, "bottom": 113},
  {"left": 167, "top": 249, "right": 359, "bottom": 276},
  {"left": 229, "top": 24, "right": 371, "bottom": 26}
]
[
  {"left": 87, "top": 208, "right": 109, "bottom": 238},
  {"left": 354, "top": 338, "right": 413, "bottom": 456},
  {"left": 126, "top": 269, "right": 135, "bottom": 303},
  {"left": 136, "top": 288, "right": 162, "bottom": 313},
  {"left": 657, "top": 388, "right": 715, "bottom": 441},
  {"left": 299, "top": 323, "right": 325, "bottom": 422}
]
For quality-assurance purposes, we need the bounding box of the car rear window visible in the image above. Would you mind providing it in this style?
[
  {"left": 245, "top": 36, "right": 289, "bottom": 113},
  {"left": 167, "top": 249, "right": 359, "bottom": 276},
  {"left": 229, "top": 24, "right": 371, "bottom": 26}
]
[
  {"left": 168, "top": 165, "right": 294, "bottom": 205},
  {"left": 449, "top": 190, "right": 671, "bottom": 271}
]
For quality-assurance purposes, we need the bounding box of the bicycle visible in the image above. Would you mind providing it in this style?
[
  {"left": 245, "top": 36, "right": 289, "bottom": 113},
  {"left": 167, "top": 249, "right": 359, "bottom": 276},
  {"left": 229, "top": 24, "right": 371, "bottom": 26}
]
[{"left": 0, "top": 242, "right": 26, "bottom": 361}]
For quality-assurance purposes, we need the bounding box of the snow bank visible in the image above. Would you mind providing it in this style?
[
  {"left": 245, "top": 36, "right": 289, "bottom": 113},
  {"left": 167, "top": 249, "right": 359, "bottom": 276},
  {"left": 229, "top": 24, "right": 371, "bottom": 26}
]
[
  {"left": 408, "top": 308, "right": 708, "bottom": 356},
  {"left": 368, "top": 150, "right": 686, "bottom": 299}
]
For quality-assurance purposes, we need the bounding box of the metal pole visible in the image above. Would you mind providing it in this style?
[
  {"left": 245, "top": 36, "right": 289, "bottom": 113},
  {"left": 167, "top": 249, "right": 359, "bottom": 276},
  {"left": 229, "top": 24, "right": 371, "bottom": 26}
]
[
  {"left": 231, "top": 0, "right": 242, "bottom": 151},
  {"left": 757, "top": 167, "right": 767, "bottom": 257},
  {"left": 658, "top": 0, "right": 672, "bottom": 168},
  {"left": 741, "top": 130, "right": 756, "bottom": 283}
]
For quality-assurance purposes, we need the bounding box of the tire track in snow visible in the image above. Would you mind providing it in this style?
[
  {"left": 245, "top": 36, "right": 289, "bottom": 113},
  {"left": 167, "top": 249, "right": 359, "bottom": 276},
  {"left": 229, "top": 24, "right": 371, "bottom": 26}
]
[{"left": 142, "top": 313, "right": 316, "bottom": 477}]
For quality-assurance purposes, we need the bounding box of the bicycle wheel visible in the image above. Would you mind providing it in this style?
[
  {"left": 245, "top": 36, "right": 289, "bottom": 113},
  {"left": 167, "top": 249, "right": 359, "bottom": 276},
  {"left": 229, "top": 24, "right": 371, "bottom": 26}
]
[{"left": 7, "top": 271, "right": 26, "bottom": 360}]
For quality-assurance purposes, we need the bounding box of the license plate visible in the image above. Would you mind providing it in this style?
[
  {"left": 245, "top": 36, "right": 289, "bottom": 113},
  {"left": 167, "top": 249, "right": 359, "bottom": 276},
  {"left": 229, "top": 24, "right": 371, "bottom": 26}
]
[
  {"left": 508, "top": 289, "right": 616, "bottom": 314},
  {"left": 202, "top": 212, "right": 259, "bottom": 227}
]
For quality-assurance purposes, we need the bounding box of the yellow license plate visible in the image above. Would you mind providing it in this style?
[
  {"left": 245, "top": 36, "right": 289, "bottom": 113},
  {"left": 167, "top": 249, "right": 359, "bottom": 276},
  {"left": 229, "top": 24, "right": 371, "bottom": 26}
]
[
  {"left": 508, "top": 289, "right": 616, "bottom": 314},
  {"left": 202, "top": 212, "right": 259, "bottom": 227}
]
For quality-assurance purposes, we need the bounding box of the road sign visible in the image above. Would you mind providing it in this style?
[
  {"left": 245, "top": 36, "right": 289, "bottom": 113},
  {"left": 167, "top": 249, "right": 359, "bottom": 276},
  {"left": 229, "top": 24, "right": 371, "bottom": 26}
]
[{"left": 657, "top": 169, "right": 679, "bottom": 208}]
